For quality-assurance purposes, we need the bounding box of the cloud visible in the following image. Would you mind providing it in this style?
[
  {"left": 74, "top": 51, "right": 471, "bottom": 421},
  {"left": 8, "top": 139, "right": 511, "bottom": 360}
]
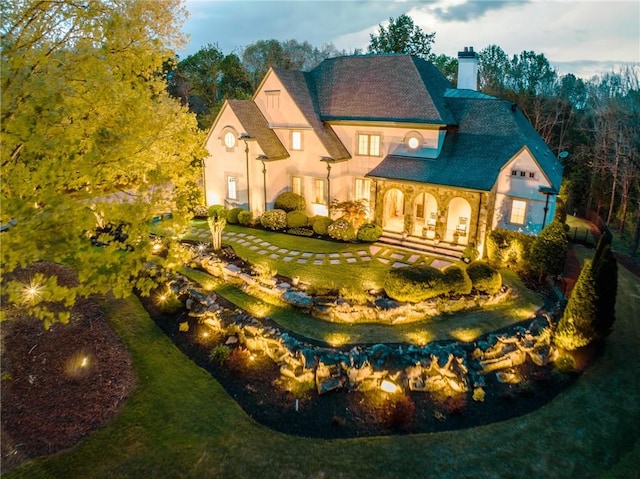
[{"left": 428, "top": 0, "right": 528, "bottom": 22}]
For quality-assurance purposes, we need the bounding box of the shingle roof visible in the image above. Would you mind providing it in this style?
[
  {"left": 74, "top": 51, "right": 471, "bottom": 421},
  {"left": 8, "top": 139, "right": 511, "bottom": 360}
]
[
  {"left": 367, "top": 95, "right": 562, "bottom": 191},
  {"left": 272, "top": 69, "right": 351, "bottom": 160},
  {"left": 227, "top": 100, "right": 289, "bottom": 160},
  {"left": 310, "top": 54, "right": 456, "bottom": 124}
]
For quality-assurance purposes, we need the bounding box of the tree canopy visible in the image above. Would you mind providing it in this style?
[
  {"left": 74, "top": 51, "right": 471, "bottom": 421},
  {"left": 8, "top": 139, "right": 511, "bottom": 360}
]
[
  {"left": 367, "top": 14, "right": 435, "bottom": 60},
  {"left": 1, "top": 0, "right": 206, "bottom": 326}
]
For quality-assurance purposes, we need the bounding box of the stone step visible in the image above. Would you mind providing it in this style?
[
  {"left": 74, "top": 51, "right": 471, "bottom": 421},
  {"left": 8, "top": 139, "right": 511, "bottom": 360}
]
[{"left": 378, "top": 232, "right": 464, "bottom": 260}]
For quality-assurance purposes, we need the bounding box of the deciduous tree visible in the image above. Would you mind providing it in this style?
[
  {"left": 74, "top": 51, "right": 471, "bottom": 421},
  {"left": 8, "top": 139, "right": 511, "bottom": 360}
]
[
  {"left": 1, "top": 0, "right": 205, "bottom": 326},
  {"left": 367, "top": 14, "right": 435, "bottom": 60}
]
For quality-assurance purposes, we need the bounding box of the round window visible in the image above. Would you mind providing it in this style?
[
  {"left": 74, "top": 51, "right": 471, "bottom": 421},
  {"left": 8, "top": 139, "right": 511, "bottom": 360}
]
[
  {"left": 407, "top": 136, "right": 420, "bottom": 149},
  {"left": 224, "top": 132, "right": 236, "bottom": 148}
]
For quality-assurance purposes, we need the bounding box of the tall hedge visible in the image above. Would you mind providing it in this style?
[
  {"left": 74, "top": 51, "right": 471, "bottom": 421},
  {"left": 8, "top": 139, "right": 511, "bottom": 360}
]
[
  {"left": 528, "top": 220, "right": 568, "bottom": 282},
  {"left": 593, "top": 242, "right": 618, "bottom": 338},
  {"left": 554, "top": 259, "right": 598, "bottom": 350},
  {"left": 274, "top": 192, "right": 306, "bottom": 213},
  {"left": 466, "top": 261, "right": 502, "bottom": 294}
]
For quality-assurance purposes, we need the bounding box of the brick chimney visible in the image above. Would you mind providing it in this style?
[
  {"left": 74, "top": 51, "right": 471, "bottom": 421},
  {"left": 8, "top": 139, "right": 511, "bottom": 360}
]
[{"left": 457, "top": 46, "right": 478, "bottom": 91}]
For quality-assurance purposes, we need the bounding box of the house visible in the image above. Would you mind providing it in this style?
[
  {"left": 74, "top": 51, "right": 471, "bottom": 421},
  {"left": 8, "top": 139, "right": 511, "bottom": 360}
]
[{"left": 203, "top": 47, "right": 562, "bottom": 258}]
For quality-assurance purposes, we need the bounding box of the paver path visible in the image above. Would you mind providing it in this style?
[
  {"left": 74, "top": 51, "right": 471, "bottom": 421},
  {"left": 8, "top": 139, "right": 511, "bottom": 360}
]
[{"left": 188, "top": 226, "right": 453, "bottom": 269}]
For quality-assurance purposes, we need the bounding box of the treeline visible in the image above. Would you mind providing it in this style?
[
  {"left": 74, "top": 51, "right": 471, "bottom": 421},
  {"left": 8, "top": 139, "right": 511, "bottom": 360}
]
[{"left": 169, "top": 15, "right": 639, "bottom": 254}]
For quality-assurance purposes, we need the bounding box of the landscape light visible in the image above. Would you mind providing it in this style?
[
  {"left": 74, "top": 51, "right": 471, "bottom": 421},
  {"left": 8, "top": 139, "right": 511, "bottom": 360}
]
[{"left": 380, "top": 380, "right": 399, "bottom": 394}]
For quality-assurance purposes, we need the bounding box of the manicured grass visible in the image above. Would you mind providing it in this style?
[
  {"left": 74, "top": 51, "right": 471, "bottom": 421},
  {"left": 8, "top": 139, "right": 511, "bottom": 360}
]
[
  {"left": 8, "top": 245, "right": 640, "bottom": 478},
  {"left": 183, "top": 267, "right": 543, "bottom": 345},
  {"left": 565, "top": 214, "right": 598, "bottom": 246}
]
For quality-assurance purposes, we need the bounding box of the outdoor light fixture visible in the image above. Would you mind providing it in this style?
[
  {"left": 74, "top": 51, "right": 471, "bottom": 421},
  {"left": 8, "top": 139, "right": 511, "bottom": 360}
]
[
  {"left": 21, "top": 279, "right": 43, "bottom": 303},
  {"left": 257, "top": 154, "right": 268, "bottom": 212},
  {"left": 380, "top": 379, "right": 399, "bottom": 394},
  {"left": 239, "top": 133, "right": 253, "bottom": 212}
]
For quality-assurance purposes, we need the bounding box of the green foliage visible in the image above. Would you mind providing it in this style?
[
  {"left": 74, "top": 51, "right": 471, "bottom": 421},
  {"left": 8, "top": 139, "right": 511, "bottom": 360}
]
[
  {"left": 442, "top": 265, "right": 472, "bottom": 296},
  {"left": 274, "top": 192, "right": 306, "bottom": 213},
  {"left": 192, "top": 205, "right": 209, "bottom": 218},
  {"left": 260, "top": 209, "right": 287, "bottom": 230},
  {"left": 486, "top": 228, "right": 534, "bottom": 270},
  {"left": 367, "top": 14, "right": 436, "bottom": 60},
  {"left": 339, "top": 286, "right": 373, "bottom": 305},
  {"left": 209, "top": 345, "right": 230, "bottom": 365},
  {"left": 287, "top": 227, "right": 314, "bottom": 237},
  {"left": 330, "top": 199, "right": 369, "bottom": 230},
  {"left": 1, "top": 0, "right": 205, "bottom": 324},
  {"left": 592, "top": 243, "right": 618, "bottom": 338},
  {"left": 286, "top": 211, "right": 308, "bottom": 228},
  {"left": 237, "top": 210, "right": 253, "bottom": 226},
  {"left": 312, "top": 216, "right": 333, "bottom": 236},
  {"left": 357, "top": 223, "right": 383, "bottom": 242},
  {"left": 227, "top": 207, "right": 244, "bottom": 224},
  {"left": 461, "top": 245, "right": 480, "bottom": 263},
  {"left": 466, "top": 261, "right": 502, "bottom": 295},
  {"left": 529, "top": 220, "right": 568, "bottom": 282},
  {"left": 327, "top": 219, "right": 356, "bottom": 242},
  {"left": 554, "top": 197, "right": 567, "bottom": 223},
  {"left": 384, "top": 265, "right": 444, "bottom": 303},
  {"left": 207, "top": 205, "right": 227, "bottom": 250},
  {"left": 554, "top": 260, "right": 598, "bottom": 350}
]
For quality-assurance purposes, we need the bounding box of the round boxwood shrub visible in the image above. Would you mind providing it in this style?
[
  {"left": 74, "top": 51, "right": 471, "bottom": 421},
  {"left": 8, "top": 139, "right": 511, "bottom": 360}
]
[
  {"left": 226, "top": 207, "right": 244, "bottom": 224},
  {"left": 384, "top": 265, "right": 444, "bottom": 303},
  {"left": 286, "top": 210, "right": 308, "bottom": 228},
  {"left": 357, "top": 223, "right": 383, "bottom": 242},
  {"left": 274, "top": 192, "right": 306, "bottom": 213},
  {"left": 442, "top": 265, "right": 472, "bottom": 295},
  {"left": 466, "top": 261, "right": 502, "bottom": 294},
  {"left": 260, "top": 209, "right": 287, "bottom": 230},
  {"left": 327, "top": 219, "right": 356, "bottom": 242},
  {"left": 237, "top": 210, "right": 253, "bottom": 226},
  {"left": 312, "top": 216, "right": 333, "bottom": 236}
]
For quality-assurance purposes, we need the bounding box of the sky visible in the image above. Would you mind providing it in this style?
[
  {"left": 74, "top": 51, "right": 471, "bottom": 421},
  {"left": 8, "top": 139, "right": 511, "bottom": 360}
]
[{"left": 180, "top": 0, "right": 640, "bottom": 80}]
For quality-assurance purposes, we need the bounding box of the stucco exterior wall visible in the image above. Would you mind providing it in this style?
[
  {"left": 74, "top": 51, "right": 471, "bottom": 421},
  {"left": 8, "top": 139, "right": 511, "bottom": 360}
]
[{"left": 493, "top": 148, "right": 558, "bottom": 235}]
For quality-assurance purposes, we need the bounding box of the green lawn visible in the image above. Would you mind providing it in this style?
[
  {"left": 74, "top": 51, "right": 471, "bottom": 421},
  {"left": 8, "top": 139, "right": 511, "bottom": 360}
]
[{"left": 8, "top": 244, "right": 640, "bottom": 478}]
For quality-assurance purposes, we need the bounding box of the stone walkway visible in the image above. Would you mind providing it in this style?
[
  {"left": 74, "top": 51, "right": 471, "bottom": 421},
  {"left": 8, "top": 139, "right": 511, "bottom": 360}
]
[{"left": 188, "top": 227, "right": 454, "bottom": 269}]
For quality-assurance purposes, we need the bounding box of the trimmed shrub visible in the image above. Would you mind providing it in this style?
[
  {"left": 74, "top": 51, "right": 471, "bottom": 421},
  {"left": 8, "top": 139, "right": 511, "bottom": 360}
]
[
  {"left": 384, "top": 265, "right": 444, "bottom": 303},
  {"left": 442, "top": 265, "right": 472, "bottom": 295},
  {"left": 554, "top": 259, "right": 598, "bottom": 350},
  {"left": 226, "top": 207, "right": 244, "bottom": 224},
  {"left": 486, "top": 228, "right": 534, "bottom": 270},
  {"left": 466, "top": 261, "right": 502, "bottom": 294},
  {"left": 327, "top": 219, "right": 356, "bottom": 241},
  {"left": 312, "top": 216, "right": 333, "bottom": 236},
  {"left": 274, "top": 192, "right": 306, "bottom": 213},
  {"left": 260, "top": 209, "right": 287, "bottom": 230},
  {"left": 357, "top": 223, "right": 383, "bottom": 242},
  {"left": 237, "top": 210, "right": 253, "bottom": 226},
  {"left": 192, "top": 204, "right": 208, "bottom": 218},
  {"left": 286, "top": 210, "right": 308, "bottom": 228},
  {"left": 529, "top": 220, "right": 568, "bottom": 282}
]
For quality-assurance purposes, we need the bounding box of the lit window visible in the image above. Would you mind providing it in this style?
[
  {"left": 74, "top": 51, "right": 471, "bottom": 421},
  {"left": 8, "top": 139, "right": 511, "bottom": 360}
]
[
  {"left": 355, "top": 178, "right": 371, "bottom": 202},
  {"left": 313, "top": 178, "right": 326, "bottom": 204},
  {"left": 291, "top": 131, "right": 302, "bottom": 151},
  {"left": 227, "top": 176, "right": 237, "bottom": 200},
  {"left": 224, "top": 132, "right": 236, "bottom": 149},
  {"left": 357, "top": 134, "right": 381, "bottom": 156},
  {"left": 291, "top": 176, "right": 303, "bottom": 195},
  {"left": 510, "top": 199, "right": 526, "bottom": 225}
]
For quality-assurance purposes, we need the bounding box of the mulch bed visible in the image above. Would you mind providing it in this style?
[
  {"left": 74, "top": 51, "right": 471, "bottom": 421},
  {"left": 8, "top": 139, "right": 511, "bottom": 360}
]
[
  {"left": 1, "top": 264, "right": 136, "bottom": 474},
  {"left": 140, "top": 292, "right": 581, "bottom": 440}
]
